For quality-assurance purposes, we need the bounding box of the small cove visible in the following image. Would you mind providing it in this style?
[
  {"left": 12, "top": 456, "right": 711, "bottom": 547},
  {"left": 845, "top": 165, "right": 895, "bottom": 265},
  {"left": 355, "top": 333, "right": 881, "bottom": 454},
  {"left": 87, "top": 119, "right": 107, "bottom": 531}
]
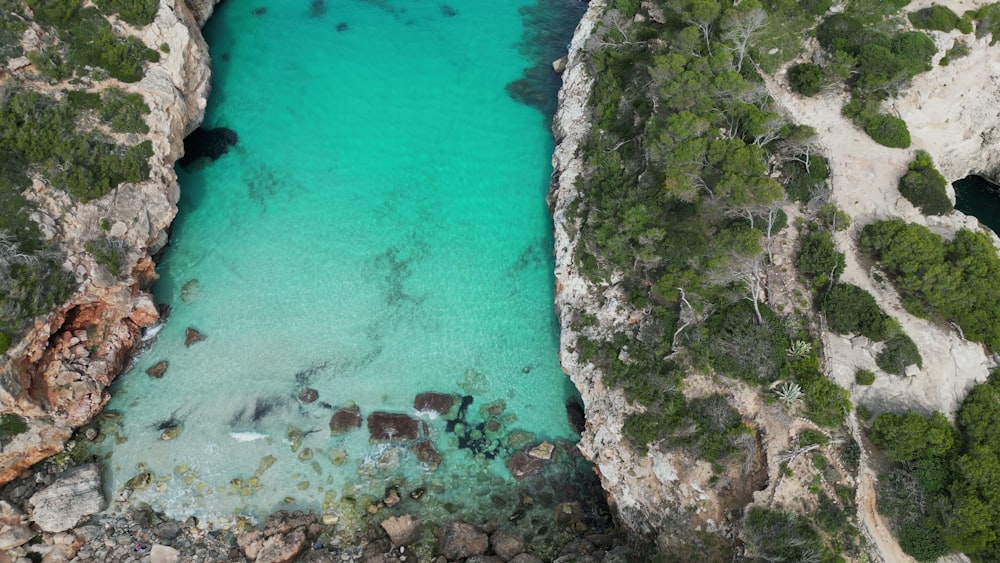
[{"left": 93, "top": 0, "right": 598, "bottom": 533}]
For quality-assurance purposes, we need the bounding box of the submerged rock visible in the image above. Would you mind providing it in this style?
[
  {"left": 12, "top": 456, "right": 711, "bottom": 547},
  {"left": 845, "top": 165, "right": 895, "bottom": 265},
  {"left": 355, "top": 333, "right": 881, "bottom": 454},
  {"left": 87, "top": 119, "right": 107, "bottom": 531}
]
[
  {"left": 505, "top": 450, "right": 545, "bottom": 480},
  {"left": 528, "top": 441, "right": 555, "bottom": 460},
  {"left": 146, "top": 360, "right": 169, "bottom": 378},
  {"left": 179, "top": 279, "right": 201, "bottom": 304},
  {"left": 411, "top": 440, "right": 442, "bottom": 470},
  {"left": 184, "top": 327, "right": 206, "bottom": 347},
  {"left": 297, "top": 388, "right": 318, "bottom": 403},
  {"left": 28, "top": 464, "right": 107, "bottom": 532},
  {"left": 367, "top": 412, "right": 423, "bottom": 442},
  {"left": 328, "top": 405, "right": 362, "bottom": 434},
  {"left": 413, "top": 392, "right": 455, "bottom": 415}
]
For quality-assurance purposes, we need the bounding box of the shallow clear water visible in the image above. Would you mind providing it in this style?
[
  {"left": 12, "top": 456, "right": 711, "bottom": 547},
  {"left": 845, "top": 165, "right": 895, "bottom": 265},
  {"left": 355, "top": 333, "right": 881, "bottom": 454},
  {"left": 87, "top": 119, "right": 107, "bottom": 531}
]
[
  {"left": 954, "top": 175, "right": 1000, "bottom": 235},
  {"left": 95, "top": 0, "right": 589, "bottom": 527}
]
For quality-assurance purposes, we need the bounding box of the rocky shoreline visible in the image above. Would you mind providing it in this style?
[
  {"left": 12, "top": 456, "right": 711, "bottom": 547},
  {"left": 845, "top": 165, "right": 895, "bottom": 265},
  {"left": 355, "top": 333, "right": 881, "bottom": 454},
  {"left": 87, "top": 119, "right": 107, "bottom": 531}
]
[{"left": 0, "top": 0, "right": 640, "bottom": 560}]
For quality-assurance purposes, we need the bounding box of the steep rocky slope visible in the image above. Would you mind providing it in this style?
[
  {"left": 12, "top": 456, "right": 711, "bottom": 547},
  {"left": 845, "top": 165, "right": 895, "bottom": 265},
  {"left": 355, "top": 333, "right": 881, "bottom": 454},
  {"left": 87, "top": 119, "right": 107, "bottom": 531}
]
[{"left": 0, "top": 0, "right": 216, "bottom": 484}]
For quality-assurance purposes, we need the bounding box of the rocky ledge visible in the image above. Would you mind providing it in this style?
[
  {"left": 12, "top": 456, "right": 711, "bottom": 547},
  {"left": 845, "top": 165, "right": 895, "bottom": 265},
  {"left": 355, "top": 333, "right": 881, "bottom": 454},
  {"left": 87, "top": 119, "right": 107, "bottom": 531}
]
[{"left": 0, "top": 0, "right": 217, "bottom": 483}]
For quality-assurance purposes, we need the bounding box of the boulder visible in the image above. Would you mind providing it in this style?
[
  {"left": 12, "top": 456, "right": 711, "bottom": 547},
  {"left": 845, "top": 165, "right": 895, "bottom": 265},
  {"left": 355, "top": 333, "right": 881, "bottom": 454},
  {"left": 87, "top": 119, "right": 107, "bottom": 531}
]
[
  {"left": 413, "top": 392, "right": 455, "bottom": 415},
  {"left": 508, "top": 555, "right": 543, "bottom": 563},
  {"left": 0, "top": 501, "right": 33, "bottom": 550},
  {"left": 552, "top": 56, "right": 568, "bottom": 74},
  {"left": 297, "top": 388, "right": 318, "bottom": 403},
  {"left": 367, "top": 412, "right": 423, "bottom": 442},
  {"left": 237, "top": 510, "right": 317, "bottom": 563},
  {"left": 467, "top": 557, "right": 504, "bottom": 563},
  {"left": 184, "top": 327, "right": 206, "bottom": 347},
  {"left": 380, "top": 514, "right": 422, "bottom": 546},
  {"left": 527, "top": 441, "right": 554, "bottom": 460},
  {"left": 150, "top": 544, "right": 181, "bottom": 563},
  {"left": 553, "top": 502, "right": 585, "bottom": 527},
  {"left": 154, "top": 521, "right": 182, "bottom": 540},
  {"left": 329, "top": 405, "right": 362, "bottom": 434},
  {"left": 491, "top": 529, "right": 526, "bottom": 561},
  {"left": 28, "top": 464, "right": 107, "bottom": 532},
  {"left": 146, "top": 360, "right": 169, "bottom": 378},
  {"left": 505, "top": 451, "right": 544, "bottom": 480},
  {"left": 437, "top": 521, "right": 488, "bottom": 560},
  {"left": 411, "top": 440, "right": 442, "bottom": 470}
]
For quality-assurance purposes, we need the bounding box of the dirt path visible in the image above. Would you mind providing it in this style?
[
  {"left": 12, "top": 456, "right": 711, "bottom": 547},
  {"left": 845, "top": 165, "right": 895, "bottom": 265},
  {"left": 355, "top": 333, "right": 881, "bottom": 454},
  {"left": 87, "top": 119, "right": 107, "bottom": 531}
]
[{"left": 763, "top": 2, "right": 1000, "bottom": 560}]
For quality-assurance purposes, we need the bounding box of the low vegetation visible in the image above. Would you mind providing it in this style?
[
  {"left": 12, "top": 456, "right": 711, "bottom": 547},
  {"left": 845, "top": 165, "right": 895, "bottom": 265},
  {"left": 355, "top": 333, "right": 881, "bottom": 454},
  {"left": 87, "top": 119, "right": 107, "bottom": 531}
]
[
  {"left": 898, "top": 150, "right": 953, "bottom": 215},
  {"left": 861, "top": 219, "right": 1000, "bottom": 349},
  {"left": 872, "top": 374, "right": 1000, "bottom": 560}
]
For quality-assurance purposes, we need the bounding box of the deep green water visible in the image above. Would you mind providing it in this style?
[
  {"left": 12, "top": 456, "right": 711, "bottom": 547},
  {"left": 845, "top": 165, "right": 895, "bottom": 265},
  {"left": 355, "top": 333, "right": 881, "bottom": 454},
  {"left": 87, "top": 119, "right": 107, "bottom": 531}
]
[
  {"left": 95, "top": 0, "right": 593, "bottom": 529},
  {"left": 954, "top": 175, "right": 1000, "bottom": 234}
]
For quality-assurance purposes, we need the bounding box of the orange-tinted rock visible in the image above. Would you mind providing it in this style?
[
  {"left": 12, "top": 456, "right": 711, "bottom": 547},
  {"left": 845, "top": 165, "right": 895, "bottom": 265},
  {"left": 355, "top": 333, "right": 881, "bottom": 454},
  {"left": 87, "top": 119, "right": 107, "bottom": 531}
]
[
  {"left": 329, "top": 405, "right": 361, "bottom": 434},
  {"left": 298, "top": 388, "right": 318, "bottom": 403}
]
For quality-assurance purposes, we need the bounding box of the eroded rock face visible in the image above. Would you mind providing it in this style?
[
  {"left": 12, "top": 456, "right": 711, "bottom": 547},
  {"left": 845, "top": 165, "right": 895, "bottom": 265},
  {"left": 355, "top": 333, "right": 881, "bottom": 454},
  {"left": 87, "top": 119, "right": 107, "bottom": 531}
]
[
  {"left": 0, "top": 0, "right": 219, "bottom": 485},
  {"left": 27, "top": 464, "right": 107, "bottom": 533},
  {"left": 437, "top": 521, "right": 488, "bottom": 560},
  {"left": 505, "top": 450, "right": 545, "bottom": 480}
]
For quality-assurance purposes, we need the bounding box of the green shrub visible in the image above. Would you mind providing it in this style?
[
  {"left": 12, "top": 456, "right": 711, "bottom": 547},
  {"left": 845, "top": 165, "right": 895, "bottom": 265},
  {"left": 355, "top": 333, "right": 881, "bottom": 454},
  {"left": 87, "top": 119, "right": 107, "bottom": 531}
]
[
  {"left": 855, "top": 369, "right": 876, "bottom": 385},
  {"left": 701, "top": 300, "right": 789, "bottom": 384},
  {"left": 0, "top": 332, "right": 9, "bottom": 354},
  {"left": 742, "top": 507, "right": 829, "bottom": 561},
  {"left": 94, "top": 0, "right": 159, "bottom": 27},
  {"left": 788, "top": 63, "right": 826, "bottom": 96},
  {"left": 798, "top": 428, "right": 830, "bottom": 446},
  {"left": 796, "top": 230, "right": 845, "bottom": 288},
  {"left": 821, "top": 283, "right": 889, "bottom": 340},
  {"left": 0, "top": 413, "right": 28, "bottom": 442},
  {"left": 908, "top": 5, "right": 960, "bottom": 31},
  {"left": 872, "top": 411, "right": 954, "bottom": 461},
  {"left": 940, "top": 40, "right": 971, "bottom": 66},
  {"left": 26, "top": 0, "right": 159, "bottom": 83},
  {"left": 100, "top": 88, "right": 150, "bottom": 133},
  {"left": 863, "top": 113, "right": 911, "bottom": 148},
  {"left": 84, "top": 239, "right": 126, "bottom": 275},
  {"left": 861, "top": 220, "right": 1000, "bottom": 349},
  {"left": 781, "top": 158, "right": 829, "bottom": 202},
  {"left": 898, "top": 150, "right": 952, "bottom": 215},
  {"left": 812, "top": 454, "right": 828, "bottom": 469},
  {"left": 800, "top": 373, "right": 852, "bottom": 428},
  {"left": 877, "top": 332, "right": 923, "bottom": 375}
]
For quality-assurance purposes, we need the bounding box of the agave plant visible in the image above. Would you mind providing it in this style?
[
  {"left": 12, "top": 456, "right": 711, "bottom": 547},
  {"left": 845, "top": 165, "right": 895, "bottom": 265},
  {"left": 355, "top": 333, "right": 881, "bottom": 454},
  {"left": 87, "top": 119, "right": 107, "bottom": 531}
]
[
  {"left": 775, "top": 381, "right": 805, "bottom": 406},
  {"left": 786, "top": 339, "right": 813, "bottom": 359}
]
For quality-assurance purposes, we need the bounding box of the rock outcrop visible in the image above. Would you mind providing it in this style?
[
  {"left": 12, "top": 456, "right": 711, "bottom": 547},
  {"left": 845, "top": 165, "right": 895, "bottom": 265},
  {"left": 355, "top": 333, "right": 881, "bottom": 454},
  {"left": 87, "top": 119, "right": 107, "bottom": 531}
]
[
  {"left": 27, "top": 464, "right": 106, "bottom": 533},
  {"left": 0, "top": 0, "right": 217, "bottom": 484}
]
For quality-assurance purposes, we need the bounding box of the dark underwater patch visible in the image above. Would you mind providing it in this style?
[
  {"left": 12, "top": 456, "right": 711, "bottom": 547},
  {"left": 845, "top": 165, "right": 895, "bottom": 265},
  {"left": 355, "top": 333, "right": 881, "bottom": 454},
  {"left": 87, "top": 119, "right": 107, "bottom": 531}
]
[
  {"left": 505, "top": 0, "right": 587, "bottom": 120},
  {"left": 178, "top": 127, "right": 239, "bottom": 168},
  {"left": 336, "top": 22, "right": 349, "bottom": 31},
  {"left": 310, "top": 0, "right": 327, "bottom": 18},
  {"left": 252, "top": 7, "right": 267, "bottom": 16},
  {"left": 440, "top": 4, "right": 456, "bottom": 17}
]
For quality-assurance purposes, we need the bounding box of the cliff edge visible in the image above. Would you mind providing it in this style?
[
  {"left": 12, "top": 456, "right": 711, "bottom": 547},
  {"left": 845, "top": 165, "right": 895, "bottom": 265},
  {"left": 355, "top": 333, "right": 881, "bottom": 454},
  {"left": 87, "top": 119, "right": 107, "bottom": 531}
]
[{"left": 0, "top": 0, "right": 216, "bottom": 484}]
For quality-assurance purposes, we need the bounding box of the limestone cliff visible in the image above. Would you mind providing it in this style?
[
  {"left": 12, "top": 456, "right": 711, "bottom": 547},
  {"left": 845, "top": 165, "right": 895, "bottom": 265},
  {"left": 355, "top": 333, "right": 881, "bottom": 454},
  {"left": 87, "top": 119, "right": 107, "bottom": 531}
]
[
  {"left": 0, "top": 0, "right": 216, "bottom": 484},
  {"left": 549, "top": 0, "right": 1000, "bottom": 558}
]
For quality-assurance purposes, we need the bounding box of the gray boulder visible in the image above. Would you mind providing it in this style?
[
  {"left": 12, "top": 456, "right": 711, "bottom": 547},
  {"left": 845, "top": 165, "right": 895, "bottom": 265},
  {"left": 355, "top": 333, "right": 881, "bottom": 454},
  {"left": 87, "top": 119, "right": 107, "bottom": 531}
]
[
  {"left": 28, "top": 464, "right": 107, "bottom": 532},
  {"left": 437, "top": 521, "right": 488, "bottom": 559}
]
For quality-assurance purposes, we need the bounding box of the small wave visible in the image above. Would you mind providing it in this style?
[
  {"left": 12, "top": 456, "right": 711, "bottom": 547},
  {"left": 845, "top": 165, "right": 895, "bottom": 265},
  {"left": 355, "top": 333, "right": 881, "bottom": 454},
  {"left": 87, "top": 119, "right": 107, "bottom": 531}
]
[{"left": 229, "top": 431, "right": 267, "bottom": 442}]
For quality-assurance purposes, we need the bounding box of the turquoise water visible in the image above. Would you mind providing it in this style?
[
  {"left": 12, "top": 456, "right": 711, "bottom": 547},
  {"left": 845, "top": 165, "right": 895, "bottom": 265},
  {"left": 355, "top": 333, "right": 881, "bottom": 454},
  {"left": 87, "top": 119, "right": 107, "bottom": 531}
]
[
  {"left": 96, "top": 0, "right": 591, "bottom": 528},
  {"left": 954, "top": 175, "right": 1000, "bottom": 234}
]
